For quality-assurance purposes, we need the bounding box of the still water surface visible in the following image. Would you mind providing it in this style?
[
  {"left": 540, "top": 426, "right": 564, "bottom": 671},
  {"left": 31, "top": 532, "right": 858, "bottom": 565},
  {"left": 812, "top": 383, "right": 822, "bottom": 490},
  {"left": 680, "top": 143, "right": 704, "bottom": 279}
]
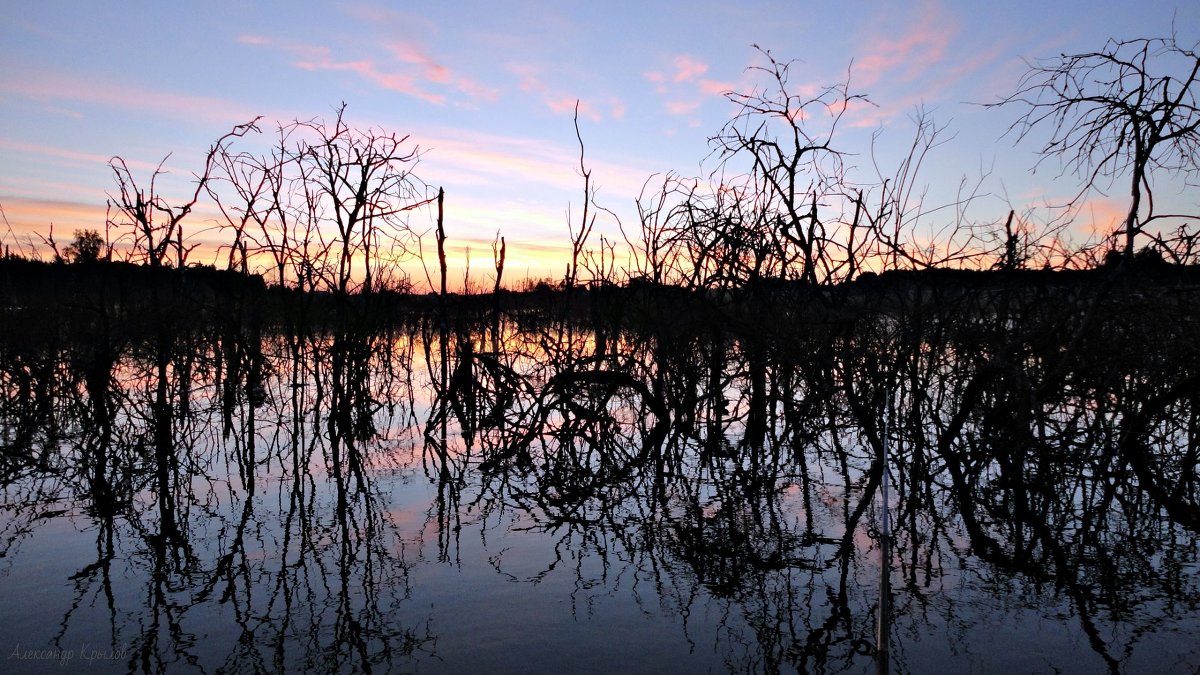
[{"left": 1, "top": 318, "right": 1197, "bottom": 673}]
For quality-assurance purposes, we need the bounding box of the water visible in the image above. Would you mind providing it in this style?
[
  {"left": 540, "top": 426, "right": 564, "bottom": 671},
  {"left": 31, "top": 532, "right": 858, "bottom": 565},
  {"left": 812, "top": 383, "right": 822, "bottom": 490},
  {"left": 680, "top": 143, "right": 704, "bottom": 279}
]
[{"left": 1, "top": 308, "right": 1198, "bottom": 674}]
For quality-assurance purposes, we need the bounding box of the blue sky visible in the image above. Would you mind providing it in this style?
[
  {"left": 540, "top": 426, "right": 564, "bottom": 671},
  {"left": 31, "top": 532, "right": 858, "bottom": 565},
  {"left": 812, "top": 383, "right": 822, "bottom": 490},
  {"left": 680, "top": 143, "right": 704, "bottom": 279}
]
[{"left": 2, "top": 1, "right": 1197, "bottom": 286}]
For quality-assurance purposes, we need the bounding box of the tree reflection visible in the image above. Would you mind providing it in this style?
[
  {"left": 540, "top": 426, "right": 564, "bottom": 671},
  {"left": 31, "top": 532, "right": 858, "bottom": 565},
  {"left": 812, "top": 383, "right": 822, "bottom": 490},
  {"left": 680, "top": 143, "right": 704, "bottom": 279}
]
[
  {"left": 0, "top": 310, "right": 432, "bottom": 672},
  {"left": 415, "top": 280, "right": 1199, "bottom": 673},
  {"left": 1, "top": 280, "right": 1199, "bottom": 673}
]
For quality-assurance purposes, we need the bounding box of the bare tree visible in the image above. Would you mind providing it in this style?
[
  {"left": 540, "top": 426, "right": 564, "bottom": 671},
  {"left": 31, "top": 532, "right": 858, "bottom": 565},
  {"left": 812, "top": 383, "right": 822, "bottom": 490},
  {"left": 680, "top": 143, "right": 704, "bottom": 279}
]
[
  {"left": 206, "top": 122, "right": 318, "bottom": 286},
  {"left": 565, "top": 103, "right": 596, "bottom": 292},
  {"left": 289, "top": 104, "right": 436, "bottom": 297},
  {"left": 582, "top": 234, "right": 618, "bottom": 286},
  {"left": 623, "top": 173, "right": 695, "bottom": 286},
  {"left": 436, "top": 187, "right": 447, "bottom": 297},
  {"left": 708, "top": 46, "right": 868, "bottom": 286},
  {"left": 994, "top": 33, "right": 1200, "bottom": 258},
  {"left": 491, "top": 231, "right": 506, "bottom": 296},
  {"left": 108, "top": 119, "right": 260, "bottom": 269}
]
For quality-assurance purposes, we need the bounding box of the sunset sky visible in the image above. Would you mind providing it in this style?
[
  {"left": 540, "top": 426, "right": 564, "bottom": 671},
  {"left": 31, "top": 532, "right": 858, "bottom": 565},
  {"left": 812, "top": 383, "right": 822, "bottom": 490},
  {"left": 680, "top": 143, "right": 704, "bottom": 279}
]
[{"left": 2, "top": 1, "right": 1197, "bottom": 288}]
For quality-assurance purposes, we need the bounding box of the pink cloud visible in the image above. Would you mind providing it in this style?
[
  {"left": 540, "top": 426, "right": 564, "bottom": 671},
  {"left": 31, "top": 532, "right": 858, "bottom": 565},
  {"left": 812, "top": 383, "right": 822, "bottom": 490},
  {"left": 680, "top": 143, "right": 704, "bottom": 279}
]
[
  {"left": 853, "top": 2, "right": 956, "bottom": 88},
  {"left": 455, "top": 78, "right": 502, "bottom": 103},
  {"left": 0, "top": 138, "right": 164, "bottom": 173},
  {"left": 236, "top": 34, "right": 271, "bottom": 46},
  {"left": 665, "top": 100, "right": 700, "bottom": 115},
  {"left": 301, "top": 56, "right": 448, "bottom": 105},
  {"left": 508, "top": 64, "right": 544, "bottom": 93},
  {"left": 546, "top": 97, "right": 602, "bottom": 122},
  {"left": 0, "top": 70, "right": 258, "bottom": 126},
  {"left": 841, "top": 40, "right": 1004, "bottom": 130},
  {"left": 44, "top": 105, "right": 84, "bottom": 120},
  {"left": 937, "top": 41, "right": 1009, "bottom": 99},
  {"left": 343, "top": 4, "right": 436, "bottom": 34},
  {"left": 508, "top": 64, "right": 619, "bottom": 122},
  {"left": 546, "top": 97, "right": 577, "bottom": 114},
  {"left": 415, "top": 124, "right": 658, "bottom": 201},
  {"left": 823, "top": 2, "right": 1004, "bottom": 129},
  {"left": 645, "top": 55, "right": 736, "bottom": 117},
  {"left": 246, "top": 35, "right": 497, "bottom": 105},
  {"left": 1075, "top": 196, "right": 1127, "bottom": 239},
  {"left": 672, "top": 55, "right": 709, "bottom": 83},
  {"left": 609, "top": 98, "right": 626, "bottom": 120},
  {"left": 697, "top": 79, "right": 734, "bottom": 96},
  {"left": 386, "top": 42, "right": 449, "bottom": 80},
  {"left": 424, "top": 135, "right": 584, "bottom": 192},
  {"left": 0, "top": 197, "right": 109, "bottom": 244}
]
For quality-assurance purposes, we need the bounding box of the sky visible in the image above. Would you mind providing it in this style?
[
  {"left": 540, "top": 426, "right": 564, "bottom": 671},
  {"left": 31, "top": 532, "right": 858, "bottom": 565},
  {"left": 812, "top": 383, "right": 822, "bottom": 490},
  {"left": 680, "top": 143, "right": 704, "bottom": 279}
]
[{"left": 2, "top": 1, "right": 1198, "bottom": 289}]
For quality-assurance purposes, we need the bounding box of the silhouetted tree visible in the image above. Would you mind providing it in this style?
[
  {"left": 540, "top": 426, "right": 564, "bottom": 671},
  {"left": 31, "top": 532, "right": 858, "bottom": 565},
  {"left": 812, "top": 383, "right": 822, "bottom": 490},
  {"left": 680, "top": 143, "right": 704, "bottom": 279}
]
[
  {"left": 108, "top": 120, "right": 260, "bottom": 269},
  {"left": 291, "top": 104, "right": 435, "bottom": 299},
  {"left": 63, "top": 228, "right": 105, "bottom": 263},
  {"left": 858, "top": 108, "right": 999, "bottom": 272},
  {"left": 625, "top": 172, "right": 695, "bottom": 286},
  {"left": 708, "top": 47, "right": 866, "bottom": 286},
  {"left": 566, "top": 103, "right": 597, "bottom": 293},
  {"left": 995, "top": 33, "right": 1200, "bottom": 258}
]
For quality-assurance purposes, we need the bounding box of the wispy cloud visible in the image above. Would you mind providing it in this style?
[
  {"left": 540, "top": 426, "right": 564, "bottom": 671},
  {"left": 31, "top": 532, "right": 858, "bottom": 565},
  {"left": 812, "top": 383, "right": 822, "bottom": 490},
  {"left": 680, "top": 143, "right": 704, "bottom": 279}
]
[
  {"left": 547, "top": 96, "right": 597, "bottom": 121},
  {"left": 388, "top": 42, "right": 449, "bottom": 81},
  {"left": 383, "top": 39, "right": 498, "bottom": 101},
  {"left": 0, "top": 70, "right": 257, "bottom": 126},
  {"left": 0, "top": 196, "right": 108, "bottom": 243},
  {"left": 241, "top": 34, "right": 498, "bottom": 106},
  {"left": 827, "top": 1, "right": 1008, "bottom": 129},
  {"left": 294, "top": 51, "right": 449, "bottom": 105},
  {"left": 697, "top": 79, "right": 734, "bottom": 96},
  {"left": 645, "top": 53, "right": 738, "bottom": 124},
  {"left": 506, "top": 63, "right": 624, "bottom": 122},
  {"left": 343, "top": 3, "right": 437, "bottom": 34},
  {"left": 854, "top": 3, "right": 956, "bottom": 89},
  {"left": 417, "top": 128, "right": 615, "bottom": 193},
  {"left": 44, "top": 105, "right": 84, "bottom": 120},
  {"left": 0, "top": 138, "right": 175, "bottom": 177},
  {"left": 664, "top": 100, "right": 701, "bottom": 116},
  {"left": 609, "top": 98, "right": 626, "bottom": 120},
  {"left": 672, "top": 55, "right": 709, "bottom": 83},
  {"left": 509, "top": 63, "right": 544, "bottom": 93},
  {"left": 1070, "top": 195, "right": 1127, "bottom": 239},
  {"left": 235, "top": 34, "right": 271, "bottom": 47}
]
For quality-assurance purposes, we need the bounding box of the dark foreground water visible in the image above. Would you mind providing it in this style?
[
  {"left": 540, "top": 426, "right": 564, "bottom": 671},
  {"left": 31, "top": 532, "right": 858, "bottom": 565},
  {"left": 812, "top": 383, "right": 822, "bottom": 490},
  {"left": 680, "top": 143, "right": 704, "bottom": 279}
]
[{"left": 1, "top": 311, "right": 1198, "bottom": 674}]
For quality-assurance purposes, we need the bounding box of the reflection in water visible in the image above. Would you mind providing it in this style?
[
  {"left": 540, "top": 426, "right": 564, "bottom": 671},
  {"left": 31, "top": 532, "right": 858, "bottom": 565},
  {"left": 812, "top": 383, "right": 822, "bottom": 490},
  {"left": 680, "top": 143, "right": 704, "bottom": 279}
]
[{"left": 1, "top": 283, "right": 1199, "bottom": 673}]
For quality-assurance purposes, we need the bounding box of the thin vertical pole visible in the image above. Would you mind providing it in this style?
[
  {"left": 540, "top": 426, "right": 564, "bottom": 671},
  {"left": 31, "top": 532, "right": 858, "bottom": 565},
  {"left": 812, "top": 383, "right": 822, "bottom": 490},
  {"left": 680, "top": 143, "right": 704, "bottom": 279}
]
[{"left": 877, "top": 394, "right": 891, "bottom": 675}]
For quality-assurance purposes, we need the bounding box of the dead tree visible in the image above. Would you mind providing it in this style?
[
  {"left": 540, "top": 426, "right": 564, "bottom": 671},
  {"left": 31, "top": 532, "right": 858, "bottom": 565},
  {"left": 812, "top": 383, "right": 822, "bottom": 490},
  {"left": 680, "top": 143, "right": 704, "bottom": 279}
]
[
  {"left": 708, "top": 46, "right": 867, "bottom": 286},
  {"left": 290, "top": 104, "right": 435, "bottom": 298},
  {"left": 566, "top": 102, "right": 596, "bottom": 293},
  {"left": 994, "top": 33, "right": 1200, "bottom": 258},
  {"left": 108, "top": 119, "right": 260, "bottom": 269},
  {"left": 491, "top": 231, "right": 506, "bottom": 296},
  {"left": 623, "top": 173, "right": 696, "bottom": 286},
  {"left": 858, "top": 109, "right": 1001, "bottom": 273}
]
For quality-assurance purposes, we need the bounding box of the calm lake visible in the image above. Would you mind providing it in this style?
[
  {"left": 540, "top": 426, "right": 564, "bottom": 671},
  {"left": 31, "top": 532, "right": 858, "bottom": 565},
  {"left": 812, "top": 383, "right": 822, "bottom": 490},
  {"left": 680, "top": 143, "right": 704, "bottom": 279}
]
[{"left": 1, "top": 303, "right": 1198, "bottom": 673}]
